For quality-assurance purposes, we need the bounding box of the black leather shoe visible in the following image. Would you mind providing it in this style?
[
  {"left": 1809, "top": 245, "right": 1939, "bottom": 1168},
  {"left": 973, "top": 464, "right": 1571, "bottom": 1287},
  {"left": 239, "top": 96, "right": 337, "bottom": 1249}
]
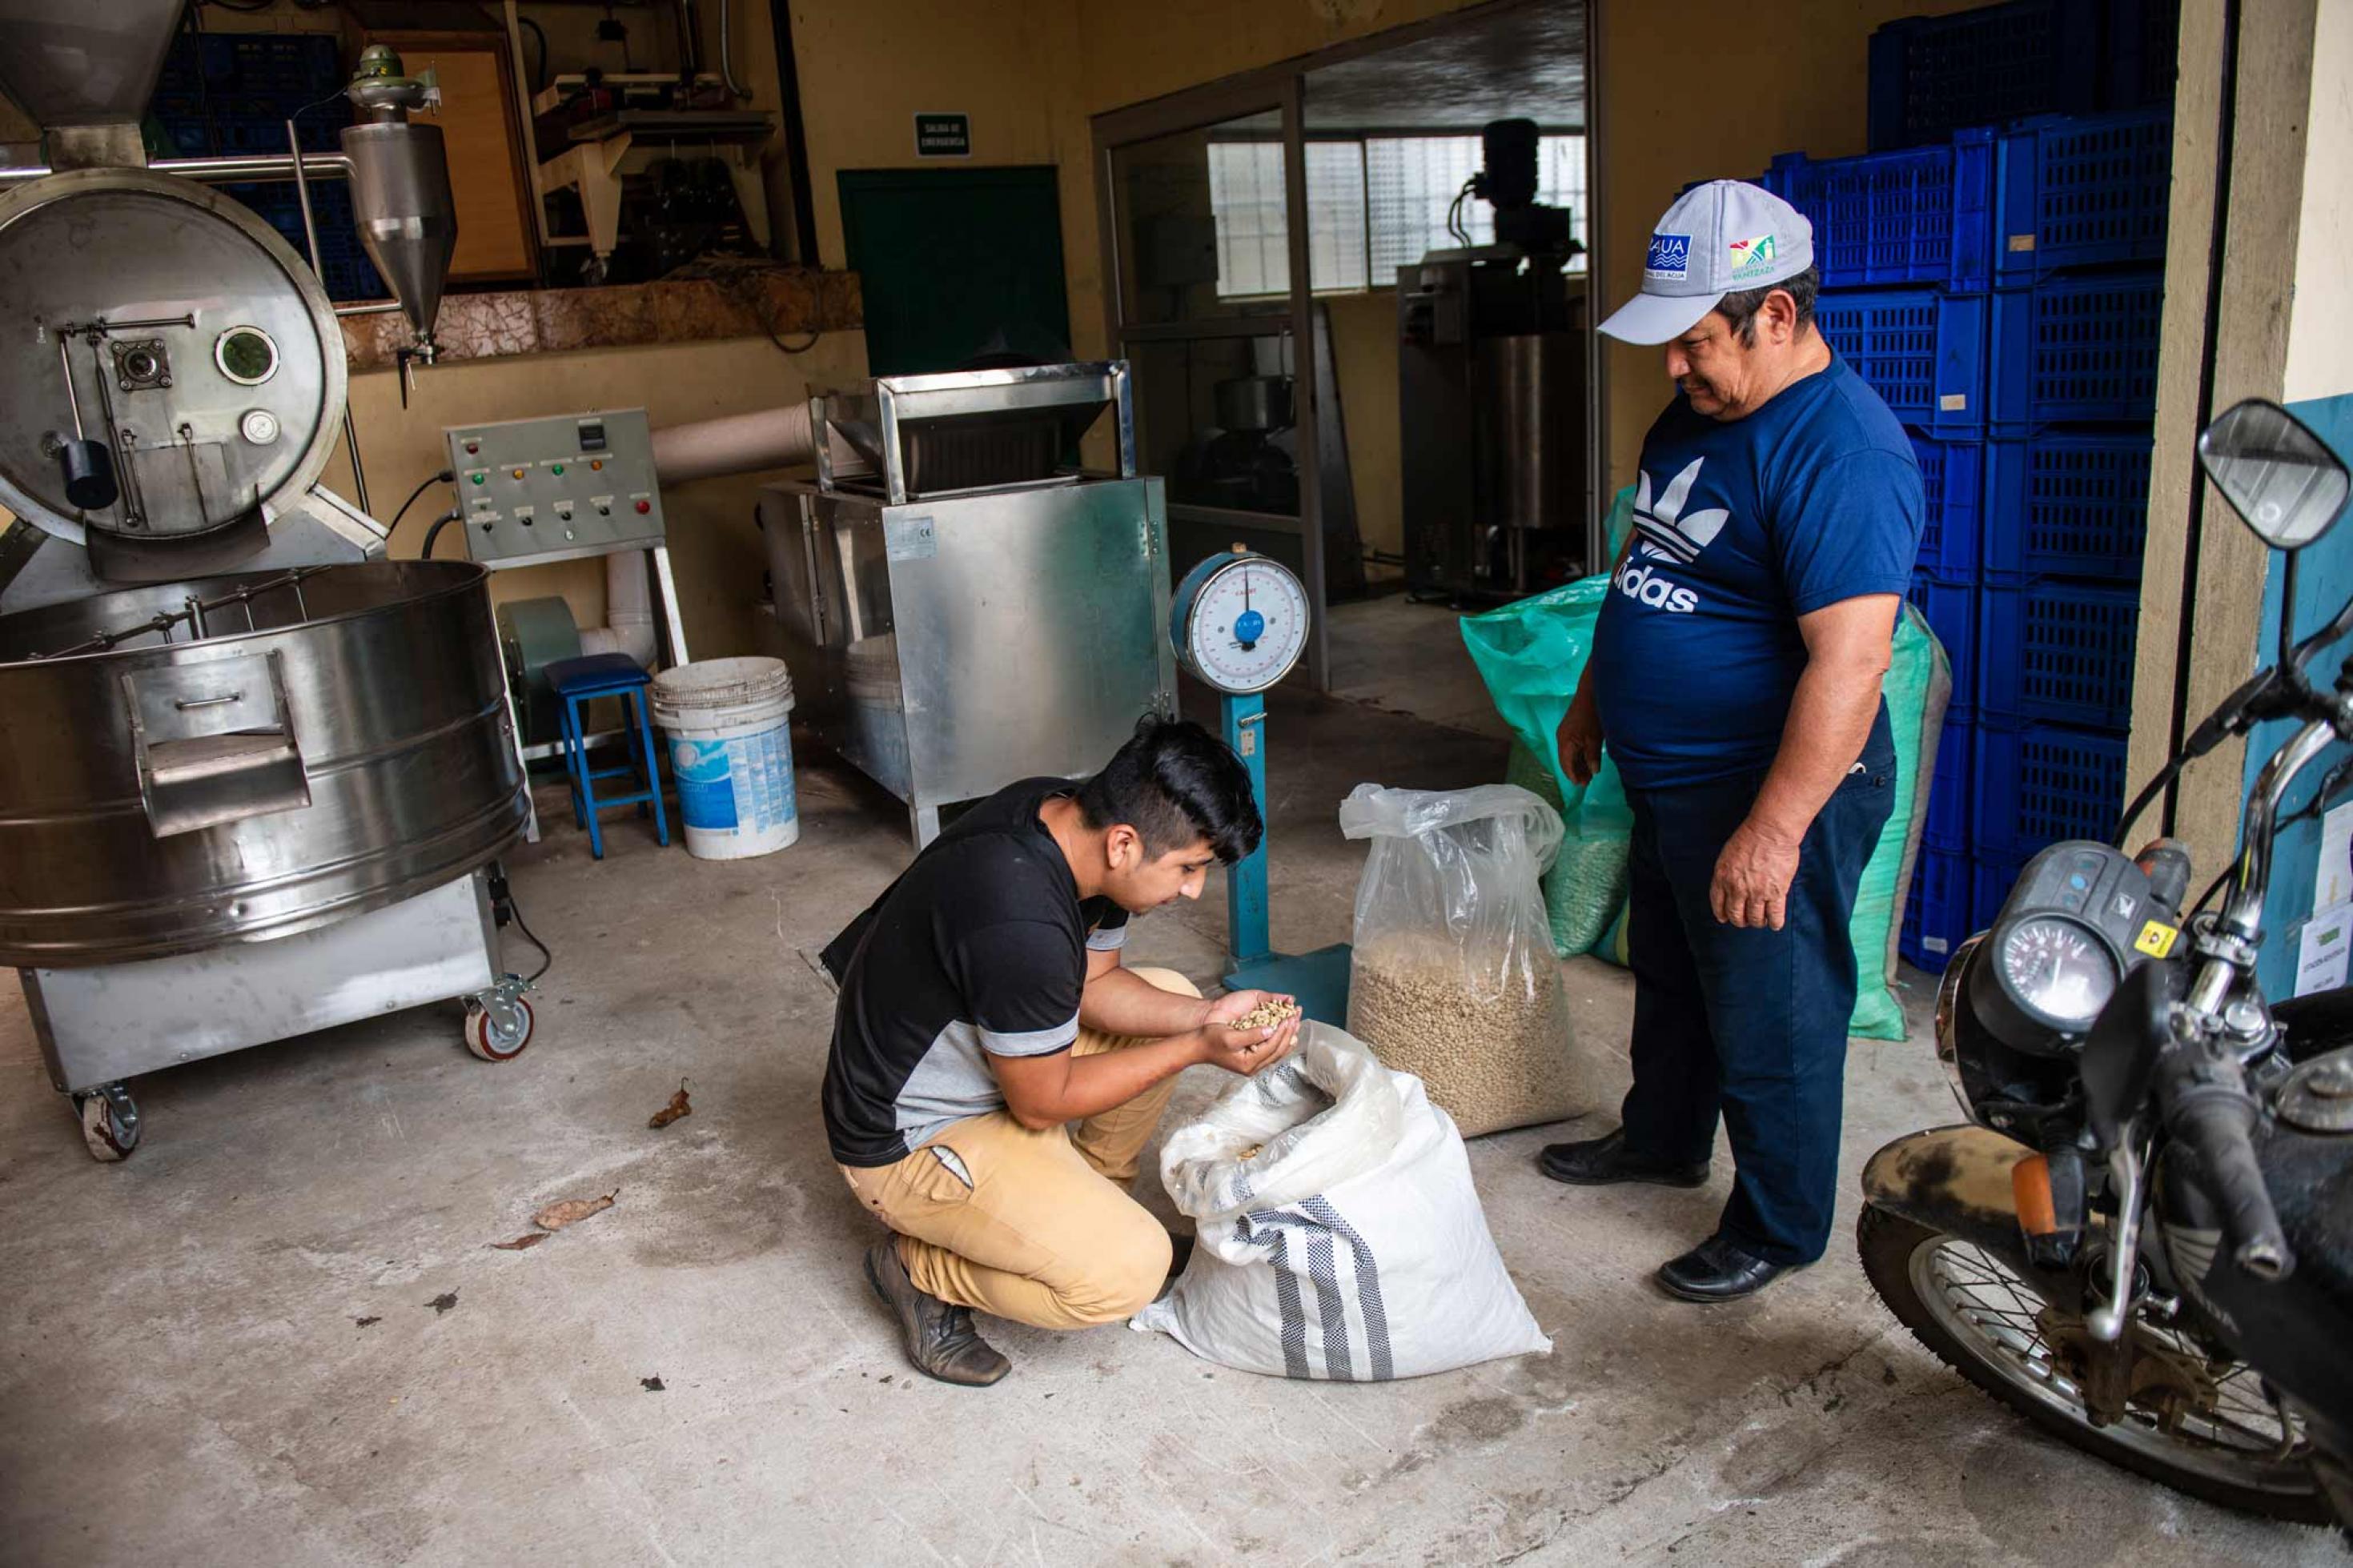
[
  {"left": 1656, "top": 1234, "right": 1794, "bottom": 1302},
  {"left": 864, "top": 1237, "right": 1011, "bottom": 1386},
  {"left": 1538, "top": 1129, "right": 1709, "bottom": 1189}
]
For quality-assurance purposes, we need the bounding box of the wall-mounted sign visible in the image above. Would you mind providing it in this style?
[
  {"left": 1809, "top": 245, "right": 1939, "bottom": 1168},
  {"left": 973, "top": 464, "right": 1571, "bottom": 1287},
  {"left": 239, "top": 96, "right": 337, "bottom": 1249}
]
[{"left": 915, "top": 114, "right": 970, "bottom": 158}]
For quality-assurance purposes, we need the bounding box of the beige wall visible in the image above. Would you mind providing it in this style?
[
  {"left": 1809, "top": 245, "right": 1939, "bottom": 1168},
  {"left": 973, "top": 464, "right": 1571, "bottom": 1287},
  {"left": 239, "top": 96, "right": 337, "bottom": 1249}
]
[
  {"left": 789, "top": 1, "right": 1081, "bottom": 274},
  {"left": 318, "top": 332, "right": 867, "bottom": 657}
]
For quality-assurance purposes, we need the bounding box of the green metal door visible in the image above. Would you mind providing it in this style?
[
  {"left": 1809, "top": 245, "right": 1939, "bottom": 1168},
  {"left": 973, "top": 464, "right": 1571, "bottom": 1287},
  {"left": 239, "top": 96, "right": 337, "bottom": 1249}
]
[{"left": 838, "top": 166, "right": 1073, "bottom": 376}]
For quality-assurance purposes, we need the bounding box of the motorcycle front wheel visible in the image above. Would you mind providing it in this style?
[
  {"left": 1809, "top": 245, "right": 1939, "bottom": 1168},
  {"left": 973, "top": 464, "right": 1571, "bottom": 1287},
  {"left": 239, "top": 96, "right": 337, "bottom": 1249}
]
[{"left": 1857, "top": 1207, "right": 2332, "bottom": 1523}]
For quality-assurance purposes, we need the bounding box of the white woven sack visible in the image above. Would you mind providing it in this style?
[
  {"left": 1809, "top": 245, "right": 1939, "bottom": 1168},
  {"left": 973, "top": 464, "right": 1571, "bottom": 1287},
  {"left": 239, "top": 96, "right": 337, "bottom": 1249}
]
[{"left": 1133, "top": 1025, "right": 1552, "bottom": 1381}]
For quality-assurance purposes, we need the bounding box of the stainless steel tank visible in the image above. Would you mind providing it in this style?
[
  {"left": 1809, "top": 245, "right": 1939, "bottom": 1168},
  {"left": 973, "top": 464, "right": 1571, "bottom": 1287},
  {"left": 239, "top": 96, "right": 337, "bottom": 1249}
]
[
  {"left": 1476, "top": 331, "right": 1584, "bottom": 535},
  {"left": 0, "top": 560, "right": 528, "bottom": 966}
]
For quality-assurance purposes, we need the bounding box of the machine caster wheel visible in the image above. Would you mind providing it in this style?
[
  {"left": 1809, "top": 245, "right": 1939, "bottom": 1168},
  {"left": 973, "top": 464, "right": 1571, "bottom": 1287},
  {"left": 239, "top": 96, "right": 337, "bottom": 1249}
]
[
  {"left": 464, "top": 986, "right": 536, "bottom": 1062},
  {"left": 73, "top": 1083, "right": 140, "bottom": 1162}
]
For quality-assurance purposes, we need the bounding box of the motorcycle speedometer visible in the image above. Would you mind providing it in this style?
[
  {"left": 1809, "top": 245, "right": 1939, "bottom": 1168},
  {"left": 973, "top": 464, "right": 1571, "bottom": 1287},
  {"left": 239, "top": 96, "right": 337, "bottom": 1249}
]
[
  {"left": 1994, "top": 913, "right": 2118, "bottom": 1037},
  {"left": 1965, "top": 840, "right": 2162, "bottom": 1055}
]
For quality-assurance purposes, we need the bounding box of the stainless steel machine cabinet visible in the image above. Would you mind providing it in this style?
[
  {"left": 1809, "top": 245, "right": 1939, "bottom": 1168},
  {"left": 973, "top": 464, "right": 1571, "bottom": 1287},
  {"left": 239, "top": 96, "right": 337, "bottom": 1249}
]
[
  {"left": 0, "top": 8, "right": 537, "bottom": 1162},
  {"left": 759, "top": 364, "right": 1178, "bottom": 845}
]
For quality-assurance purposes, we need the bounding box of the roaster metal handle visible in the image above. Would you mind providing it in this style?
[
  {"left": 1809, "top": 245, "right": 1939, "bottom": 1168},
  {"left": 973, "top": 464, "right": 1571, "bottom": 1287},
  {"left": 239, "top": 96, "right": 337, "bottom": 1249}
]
[{"left": 121, "top": 653, "right": 311, "bottom": 837}]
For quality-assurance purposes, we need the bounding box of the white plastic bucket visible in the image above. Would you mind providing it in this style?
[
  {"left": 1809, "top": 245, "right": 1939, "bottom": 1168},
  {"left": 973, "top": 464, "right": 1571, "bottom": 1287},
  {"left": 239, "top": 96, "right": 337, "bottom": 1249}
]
[{"left": 651, "top": 657, "right": 799, "bottom": 860}]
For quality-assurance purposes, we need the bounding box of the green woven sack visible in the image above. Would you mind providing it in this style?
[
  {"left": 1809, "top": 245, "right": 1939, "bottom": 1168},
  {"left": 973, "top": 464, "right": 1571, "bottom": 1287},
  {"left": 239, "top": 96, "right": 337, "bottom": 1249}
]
[
  {"left": 1504, "top": 741, "right": 1632, "bottom": 957},
  {"left": 1466, "top": 569, "right": 1636, "bottom": 960}
]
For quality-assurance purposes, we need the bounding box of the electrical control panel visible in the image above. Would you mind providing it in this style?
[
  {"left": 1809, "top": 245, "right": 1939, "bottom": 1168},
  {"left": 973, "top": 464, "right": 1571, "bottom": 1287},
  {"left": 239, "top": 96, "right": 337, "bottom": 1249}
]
[{"left": 442, "top": 409, "right": 664, "bottom": 566}]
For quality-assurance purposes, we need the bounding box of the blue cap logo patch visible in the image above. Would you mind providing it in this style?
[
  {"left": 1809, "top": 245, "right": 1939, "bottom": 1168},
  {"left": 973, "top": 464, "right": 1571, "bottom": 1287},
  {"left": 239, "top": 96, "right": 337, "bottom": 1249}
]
[{"left": 1645, "top": 233, "right": 1691, "bottom": 278}]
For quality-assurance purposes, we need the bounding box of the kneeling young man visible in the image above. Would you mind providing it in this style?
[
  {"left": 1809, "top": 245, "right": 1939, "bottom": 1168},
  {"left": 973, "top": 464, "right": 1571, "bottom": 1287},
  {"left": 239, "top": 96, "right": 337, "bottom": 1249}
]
[{"left": 822, "top": 718, "right": 1305, "bottom": 1386}]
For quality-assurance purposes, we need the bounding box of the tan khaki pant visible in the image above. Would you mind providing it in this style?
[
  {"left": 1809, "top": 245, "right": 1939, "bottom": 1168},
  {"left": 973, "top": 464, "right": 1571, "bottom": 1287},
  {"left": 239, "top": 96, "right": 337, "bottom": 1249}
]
[{"left": 839, "top": 967, "right": 1200, "bottom": 1329}]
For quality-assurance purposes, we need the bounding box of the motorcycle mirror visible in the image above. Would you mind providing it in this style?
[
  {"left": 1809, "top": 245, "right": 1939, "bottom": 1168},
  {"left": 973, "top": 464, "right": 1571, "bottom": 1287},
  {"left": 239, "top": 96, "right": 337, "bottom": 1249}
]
[{"left": 2198, "top": 398, "right": 2350, "bottom": 552}]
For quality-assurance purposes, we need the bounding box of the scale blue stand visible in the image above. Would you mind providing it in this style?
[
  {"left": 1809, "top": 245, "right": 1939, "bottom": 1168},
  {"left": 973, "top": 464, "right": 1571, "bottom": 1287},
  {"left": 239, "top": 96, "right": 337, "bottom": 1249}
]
[{"left": 1173, "top": 548, "right": 1353, "bottom": 1025}]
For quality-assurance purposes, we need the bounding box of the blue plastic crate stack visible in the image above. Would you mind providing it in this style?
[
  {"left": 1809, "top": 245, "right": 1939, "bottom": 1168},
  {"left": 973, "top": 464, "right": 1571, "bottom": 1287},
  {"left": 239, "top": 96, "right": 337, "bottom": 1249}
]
[
  {"left": 148, "top": 32, "right": 386, "bottom": 303},
  {"left": 1759, "top": 0, "right": 2175, "bottom": 970}
]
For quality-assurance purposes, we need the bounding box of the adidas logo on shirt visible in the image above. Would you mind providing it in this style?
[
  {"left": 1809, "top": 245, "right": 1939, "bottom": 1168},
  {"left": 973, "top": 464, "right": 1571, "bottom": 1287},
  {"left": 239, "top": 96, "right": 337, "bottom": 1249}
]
[
  {"left": 1631, "top": 459, "right": 1728, "bottom": 563},
  {"left": 1614, "top": 458, "right": 1728, "bottom": 615}
]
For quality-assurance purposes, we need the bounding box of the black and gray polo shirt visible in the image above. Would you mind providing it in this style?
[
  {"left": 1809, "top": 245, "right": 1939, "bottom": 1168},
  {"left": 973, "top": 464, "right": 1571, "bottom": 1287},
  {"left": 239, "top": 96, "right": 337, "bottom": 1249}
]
[{"left": 820, "top": 778, "right": 1130, "bottom": 1168}]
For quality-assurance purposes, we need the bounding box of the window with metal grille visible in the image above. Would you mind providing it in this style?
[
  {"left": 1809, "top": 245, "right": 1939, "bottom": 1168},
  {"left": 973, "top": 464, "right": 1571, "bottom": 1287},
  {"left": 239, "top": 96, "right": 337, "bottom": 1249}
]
[{"left": 1207, "top": 133, "right": 1586, "bottom": 299}]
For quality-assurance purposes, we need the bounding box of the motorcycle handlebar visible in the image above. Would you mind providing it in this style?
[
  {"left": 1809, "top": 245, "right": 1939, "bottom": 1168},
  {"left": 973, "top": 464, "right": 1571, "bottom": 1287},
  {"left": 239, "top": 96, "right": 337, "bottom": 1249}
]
[{"left": 2167, "top": 1087, "right": 2296, "bottom": 1282}]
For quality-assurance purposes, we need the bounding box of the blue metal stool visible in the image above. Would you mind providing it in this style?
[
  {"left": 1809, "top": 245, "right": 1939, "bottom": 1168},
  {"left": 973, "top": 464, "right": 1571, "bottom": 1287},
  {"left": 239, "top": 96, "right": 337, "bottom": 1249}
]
[{"left": 545, "top": 653, "right": 669, "bottom": 859}]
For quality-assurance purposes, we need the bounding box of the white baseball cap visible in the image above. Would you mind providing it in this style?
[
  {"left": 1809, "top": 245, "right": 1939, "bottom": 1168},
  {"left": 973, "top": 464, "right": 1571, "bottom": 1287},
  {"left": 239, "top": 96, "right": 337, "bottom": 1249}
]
[{"left": 1598, "top": 180, "right": 1817, "bottom": 345}]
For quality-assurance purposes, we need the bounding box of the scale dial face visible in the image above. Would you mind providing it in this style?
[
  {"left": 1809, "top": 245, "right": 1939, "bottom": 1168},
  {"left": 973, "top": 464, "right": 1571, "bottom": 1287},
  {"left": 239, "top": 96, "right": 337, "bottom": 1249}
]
[
  {"left": 1997, "top": 914, "right": 2118, "bottom": 1031},
  {"left": 1183, "top": 555, "right": 1310, "bottom": 694}
]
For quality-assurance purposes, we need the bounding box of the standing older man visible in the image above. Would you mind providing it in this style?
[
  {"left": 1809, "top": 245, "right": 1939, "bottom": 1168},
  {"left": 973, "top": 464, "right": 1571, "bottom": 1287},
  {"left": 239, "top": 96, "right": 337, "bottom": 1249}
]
[{"left": 1540, "top": 182, "right": 1922, "bottom": 1301}]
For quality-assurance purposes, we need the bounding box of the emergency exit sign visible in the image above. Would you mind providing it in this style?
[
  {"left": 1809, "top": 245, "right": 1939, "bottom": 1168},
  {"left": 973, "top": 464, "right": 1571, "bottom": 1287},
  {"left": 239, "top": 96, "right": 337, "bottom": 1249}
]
[{"left": 915, "top": 114, "right": 970, "bottom": 157}]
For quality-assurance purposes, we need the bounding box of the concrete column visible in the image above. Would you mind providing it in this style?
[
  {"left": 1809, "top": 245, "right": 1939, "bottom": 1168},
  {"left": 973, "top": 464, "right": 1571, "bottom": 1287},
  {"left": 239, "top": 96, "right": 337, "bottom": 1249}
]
[{"left": 2126, "top": 0, "right": 2332, "bottom": 868}]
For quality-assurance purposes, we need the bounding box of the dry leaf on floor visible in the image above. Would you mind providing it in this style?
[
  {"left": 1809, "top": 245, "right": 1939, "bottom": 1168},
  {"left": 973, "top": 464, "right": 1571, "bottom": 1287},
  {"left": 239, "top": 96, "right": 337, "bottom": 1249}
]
[
  {"left": 533, "top": 1189, "right": 618, "bottom": 1231},
  {"left": 489, "top": 1233, "right": 548, "bottom": 1252},
  {"left": 648, "top": 1080, "right": 692, "bottom": 1130}
]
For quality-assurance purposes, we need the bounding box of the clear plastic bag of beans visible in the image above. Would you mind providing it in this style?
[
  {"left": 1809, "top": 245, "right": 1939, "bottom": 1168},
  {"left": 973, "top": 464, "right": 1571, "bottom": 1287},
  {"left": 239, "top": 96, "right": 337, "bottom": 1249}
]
[{"left": 1339, "top": 784, "right": 1577, "bottom": 1137}]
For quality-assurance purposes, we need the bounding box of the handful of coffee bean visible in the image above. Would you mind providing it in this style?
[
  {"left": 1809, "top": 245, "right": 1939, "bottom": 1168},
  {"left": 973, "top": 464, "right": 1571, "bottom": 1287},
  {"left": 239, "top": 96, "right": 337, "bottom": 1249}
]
[{"left": 1233, "top": 997, "right": 1302, "bottom": 1032}]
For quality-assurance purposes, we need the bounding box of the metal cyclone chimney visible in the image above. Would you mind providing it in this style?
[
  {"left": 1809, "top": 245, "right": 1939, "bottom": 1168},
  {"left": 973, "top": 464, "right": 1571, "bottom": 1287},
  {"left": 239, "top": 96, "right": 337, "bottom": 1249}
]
[{"left": 340, "top": 44, "right": 458, "bottom": 359}]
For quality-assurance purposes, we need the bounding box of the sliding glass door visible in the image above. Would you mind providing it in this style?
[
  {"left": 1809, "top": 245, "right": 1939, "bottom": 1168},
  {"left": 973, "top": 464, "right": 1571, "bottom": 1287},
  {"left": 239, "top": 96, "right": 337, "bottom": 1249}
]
[
  {"left": 1097, "top": 86, "right": 1339, "bottom": 691},
  {"left": 1094, "top": 0, "right": 1596, "bottom": 693}
]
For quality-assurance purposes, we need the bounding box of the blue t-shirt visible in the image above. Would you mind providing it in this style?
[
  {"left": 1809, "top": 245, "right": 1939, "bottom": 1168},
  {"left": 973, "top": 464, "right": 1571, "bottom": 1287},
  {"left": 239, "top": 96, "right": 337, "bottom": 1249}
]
[{"left": 1589, "top": 355, "right": 1922, "bottom": 791}]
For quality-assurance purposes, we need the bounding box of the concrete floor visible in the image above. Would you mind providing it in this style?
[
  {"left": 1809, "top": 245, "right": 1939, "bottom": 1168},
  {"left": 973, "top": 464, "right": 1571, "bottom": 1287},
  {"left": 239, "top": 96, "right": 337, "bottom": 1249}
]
[
  {"left": 0, "top": 602, "right": 2339, "bottom": 1566},
  {"left": 1326, "top": 594, "right": 1516, "bottom": 744}
]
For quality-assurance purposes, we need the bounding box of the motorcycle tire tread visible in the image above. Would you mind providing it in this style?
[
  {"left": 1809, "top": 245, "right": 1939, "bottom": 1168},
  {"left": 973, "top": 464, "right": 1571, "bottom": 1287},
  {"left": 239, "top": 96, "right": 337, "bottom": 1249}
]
[{"left": 1856, "top": 1205, "right": 2335, "bottom": 1526}]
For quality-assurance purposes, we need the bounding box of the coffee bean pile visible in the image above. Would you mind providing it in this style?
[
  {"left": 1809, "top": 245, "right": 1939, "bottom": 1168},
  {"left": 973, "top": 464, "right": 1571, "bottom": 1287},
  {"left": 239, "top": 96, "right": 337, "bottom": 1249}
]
[{"left": 1346, "top": 934, "right": 1577, "bottom": 1137}]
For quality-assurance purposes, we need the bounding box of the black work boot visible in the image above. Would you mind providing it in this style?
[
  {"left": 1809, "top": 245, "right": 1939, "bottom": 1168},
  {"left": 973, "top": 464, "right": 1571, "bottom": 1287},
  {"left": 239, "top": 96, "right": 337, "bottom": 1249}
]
[
  {"left": 1656, "top": 1233, "right": 1795, "bottom": 1302},
  {"left": 1537, "top": 1129, "right": 1709, "bottom": 1188},
  {"left": 863, "top": 1237, "right": 1011, "bottom": 1387}
]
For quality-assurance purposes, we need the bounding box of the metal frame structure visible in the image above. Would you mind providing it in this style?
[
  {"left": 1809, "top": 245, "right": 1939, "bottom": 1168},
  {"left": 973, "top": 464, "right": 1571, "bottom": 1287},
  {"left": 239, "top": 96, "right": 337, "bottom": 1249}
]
[{"left": 1087, "top": 0, "right": 1604, "bottom": 690}]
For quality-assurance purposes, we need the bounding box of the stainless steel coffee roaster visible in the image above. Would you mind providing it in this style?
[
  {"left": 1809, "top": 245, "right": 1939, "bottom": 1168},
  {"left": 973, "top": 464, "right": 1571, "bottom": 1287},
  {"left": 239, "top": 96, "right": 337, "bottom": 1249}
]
[
  {"left": 758, "top": 365, "right": 1177, "bottom": 846},
  {"left": 0, "top": 4, "right": 532, "bottom": 1161},
  {"left": 1399, "top": 118, "right": 1591, "bottom": 603}
]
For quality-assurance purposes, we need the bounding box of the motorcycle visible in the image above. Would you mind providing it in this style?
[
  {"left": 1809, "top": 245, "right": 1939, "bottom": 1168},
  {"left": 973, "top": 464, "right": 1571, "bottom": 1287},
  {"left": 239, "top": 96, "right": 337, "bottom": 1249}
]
[{"left": 1858, "top": 397, "right": 2353, "bottom": 1529}]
